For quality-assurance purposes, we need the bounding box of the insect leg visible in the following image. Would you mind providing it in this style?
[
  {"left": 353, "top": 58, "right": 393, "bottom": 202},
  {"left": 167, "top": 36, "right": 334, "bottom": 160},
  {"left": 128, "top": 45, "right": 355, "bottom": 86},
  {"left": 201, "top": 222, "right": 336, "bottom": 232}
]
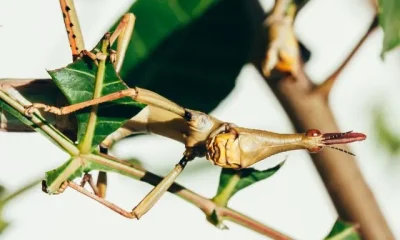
[
  {"left": 132, "top": 157, "right": 189, "bottom": 219},
  {"left": 109, "top": 13, "right": 136, "bottom": 73},
  {"left": 68, "top": 181, "right": 137, "bottom": 219},
  {"left": 24, "top": 87, "right": 186, "bottom": 119},
  {"left": 66, "top": 157, "right": 190, "bottom": 219}
]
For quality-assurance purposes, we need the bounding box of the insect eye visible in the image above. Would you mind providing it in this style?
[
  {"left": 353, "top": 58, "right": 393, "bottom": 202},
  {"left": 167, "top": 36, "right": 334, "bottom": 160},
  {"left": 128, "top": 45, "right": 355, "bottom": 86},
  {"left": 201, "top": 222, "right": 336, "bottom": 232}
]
[
  {"left": 306, "top": 129, "right": 321, "bottom": 137},
  {"left": 307, "top": 146, "right": 322, "bottom": 153}
]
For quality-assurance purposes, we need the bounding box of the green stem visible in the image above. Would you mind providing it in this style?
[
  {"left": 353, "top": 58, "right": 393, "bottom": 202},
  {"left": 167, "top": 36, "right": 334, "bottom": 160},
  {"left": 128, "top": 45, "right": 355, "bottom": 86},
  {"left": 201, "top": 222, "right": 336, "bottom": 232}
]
[
  {"left": 47, "top": 157, "right": 84, "bottom": 193},
  {"left": 1, "top": 178, "right": 42, "bottom": 206},
  {"left": 83, "top": 153, "right": 292, "bottom": 239},
  {"left": 78, "top": 35, "right": 109, "bottom": 153},
  {"left": 0, "top": 90, "right": 79, "bottom": 156}
]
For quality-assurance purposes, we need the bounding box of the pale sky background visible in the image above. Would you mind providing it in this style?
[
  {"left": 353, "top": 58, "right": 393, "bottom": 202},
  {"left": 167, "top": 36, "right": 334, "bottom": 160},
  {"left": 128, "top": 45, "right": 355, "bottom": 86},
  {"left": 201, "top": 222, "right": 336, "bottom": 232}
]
[{"left": 0, "top": 0, "right": 400, "bottom": 239}]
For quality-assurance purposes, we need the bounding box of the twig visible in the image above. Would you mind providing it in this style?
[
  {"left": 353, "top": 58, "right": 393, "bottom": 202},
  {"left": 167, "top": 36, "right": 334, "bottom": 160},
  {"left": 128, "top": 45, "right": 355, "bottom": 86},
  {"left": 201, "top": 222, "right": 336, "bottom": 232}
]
[
  {"left": 1, "top": 179, "right": 42, "bottom": 206},
  {"left": 314, "top": 18, "right": 378, "bottom": 99},
  {"left": 83, "top": 153, "right": 294, "bottom": 240},
  {"left": 218, "top": 207, "right": 292, "bottom": 240}
]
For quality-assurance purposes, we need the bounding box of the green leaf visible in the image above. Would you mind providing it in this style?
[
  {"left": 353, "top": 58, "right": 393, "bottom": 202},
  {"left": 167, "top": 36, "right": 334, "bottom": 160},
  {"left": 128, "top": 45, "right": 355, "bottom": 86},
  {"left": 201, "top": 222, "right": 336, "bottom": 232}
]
[
  {"left": 48, "top": 54, "right": 145, "bottom": 149},
  {"left": 378, "top": 0, "right": 400, "bottom": 57},
  {"left": 212, "top": 162, "right": 284, "bottom": 207},
  {"left": 114, "top": 0, "right": 219, "bottom": 71},
  {"left": 115, "top": 0, "right": 262, "bottom": 112},
  {"left": 324, "top": 220, "right": 361, "bottom": 240}
]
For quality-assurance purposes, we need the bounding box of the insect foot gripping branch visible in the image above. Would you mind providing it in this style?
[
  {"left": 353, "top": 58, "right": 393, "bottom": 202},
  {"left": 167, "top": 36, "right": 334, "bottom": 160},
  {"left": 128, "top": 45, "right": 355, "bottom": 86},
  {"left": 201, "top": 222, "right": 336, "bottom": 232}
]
[{"left": 205, "top": 127, "right": 366, "bottom": 169}]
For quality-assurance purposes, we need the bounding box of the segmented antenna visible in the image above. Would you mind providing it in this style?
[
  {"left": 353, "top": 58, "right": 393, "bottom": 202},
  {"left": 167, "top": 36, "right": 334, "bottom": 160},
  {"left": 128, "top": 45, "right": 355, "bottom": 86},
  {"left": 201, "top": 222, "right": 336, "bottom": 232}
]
[{"left": 326, "top": 146, "right": 355, "bottom": 156}]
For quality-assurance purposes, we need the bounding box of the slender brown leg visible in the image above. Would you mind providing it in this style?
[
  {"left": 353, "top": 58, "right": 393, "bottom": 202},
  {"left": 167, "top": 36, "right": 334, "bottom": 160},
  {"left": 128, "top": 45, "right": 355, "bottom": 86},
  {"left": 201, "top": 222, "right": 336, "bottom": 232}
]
[
  {"left": 24, "top": 87, "right": 186, "bottom": 118},
  {"left": 68, "top": 181, "right": 136, "bottom": 219},
  {"left": 96, "top": 171, "right": 108, "bottom": 198},
  {"left": 132, "top": 157, "right": 189, "bottom": 219},
  {"left": 109, "top": 13, "right": 136, "bottom": 72},
  {"left": 95, "top": 146, "right": 109, "bottom": 198}
]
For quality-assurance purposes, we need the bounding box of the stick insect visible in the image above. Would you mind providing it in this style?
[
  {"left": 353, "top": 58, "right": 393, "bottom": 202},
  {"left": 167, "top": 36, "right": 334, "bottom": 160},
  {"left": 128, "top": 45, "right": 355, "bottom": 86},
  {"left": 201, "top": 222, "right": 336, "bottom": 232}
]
[{"left": 1, "top": 0, "right": 366, "bottom": 220}]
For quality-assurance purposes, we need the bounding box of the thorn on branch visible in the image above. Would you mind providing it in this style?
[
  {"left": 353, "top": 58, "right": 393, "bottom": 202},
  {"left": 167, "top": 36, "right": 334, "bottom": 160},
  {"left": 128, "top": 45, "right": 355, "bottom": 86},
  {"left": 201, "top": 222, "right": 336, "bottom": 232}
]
[{"left": 314, "top": 17, "right": 378, "bottom": 99}]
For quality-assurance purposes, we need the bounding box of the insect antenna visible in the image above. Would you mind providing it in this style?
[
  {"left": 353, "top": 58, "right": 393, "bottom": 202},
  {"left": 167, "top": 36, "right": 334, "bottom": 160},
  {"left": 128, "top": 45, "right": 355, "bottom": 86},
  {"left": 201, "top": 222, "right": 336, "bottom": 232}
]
[{"left": 325, "top": 146, "right": 356, "bottom": 156}]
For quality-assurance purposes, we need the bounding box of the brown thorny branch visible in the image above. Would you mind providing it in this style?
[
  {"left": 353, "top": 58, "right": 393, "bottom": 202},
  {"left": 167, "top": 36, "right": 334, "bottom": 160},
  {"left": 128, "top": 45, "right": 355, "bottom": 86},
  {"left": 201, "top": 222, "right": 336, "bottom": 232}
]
[{"left": 251, "top": 0, "right": 394, "bottom": 239}]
